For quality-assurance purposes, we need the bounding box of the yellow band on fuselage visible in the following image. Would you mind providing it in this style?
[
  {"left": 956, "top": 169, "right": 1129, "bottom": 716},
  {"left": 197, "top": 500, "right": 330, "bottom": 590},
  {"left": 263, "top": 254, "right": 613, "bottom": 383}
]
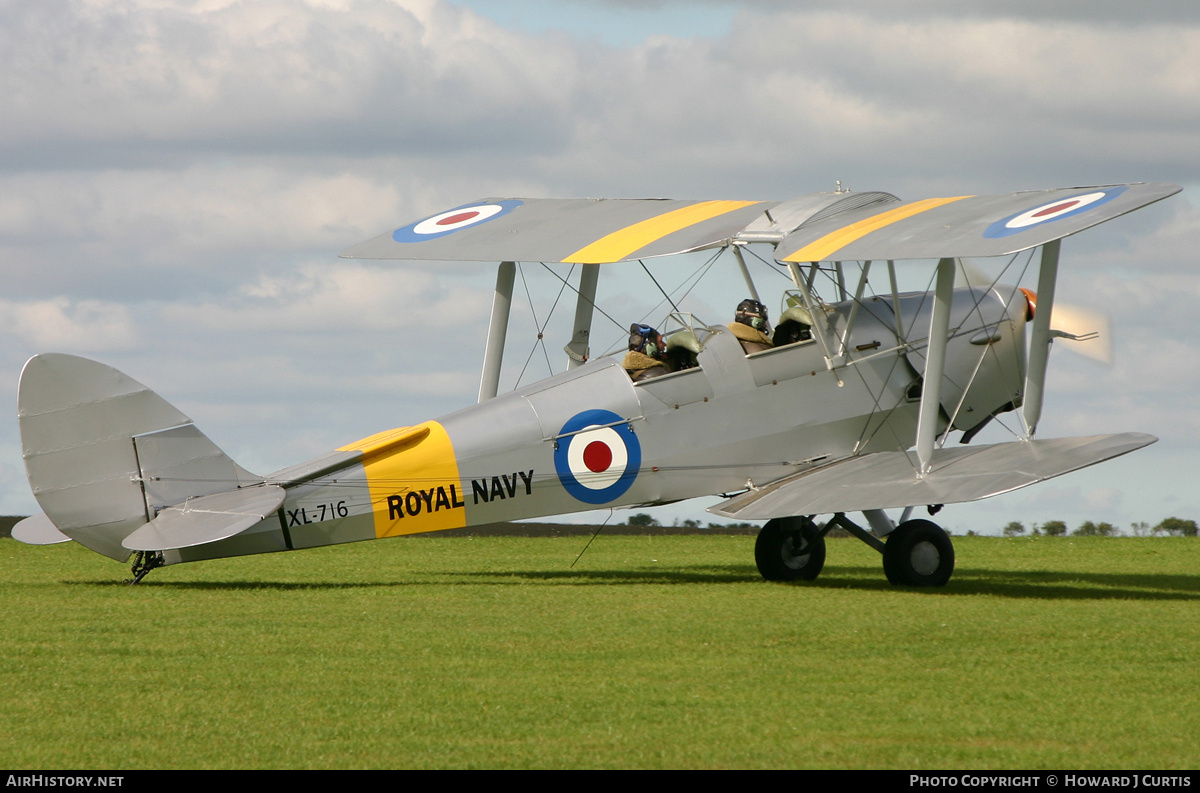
[
  {"left": 339, "top": 421, "right": 466, "bottom": 537},
  {"left": 781, "top": 195, "right": 972, "bottom": 262},
  {"left": 564, "top": 200, "right": 761, "bottom": 264}
]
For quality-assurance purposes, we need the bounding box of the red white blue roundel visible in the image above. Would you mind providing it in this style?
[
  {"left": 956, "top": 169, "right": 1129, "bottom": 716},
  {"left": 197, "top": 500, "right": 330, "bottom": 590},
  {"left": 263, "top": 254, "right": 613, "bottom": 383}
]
[
  {"left": 554, "top": 409, "right": 641, "bottom": 504},
  {"left": 984, "top": 187, "right": 1126, "bottom": 239},
  {"left": 392, "top": 200, "right": 523, "bottom": 243}
]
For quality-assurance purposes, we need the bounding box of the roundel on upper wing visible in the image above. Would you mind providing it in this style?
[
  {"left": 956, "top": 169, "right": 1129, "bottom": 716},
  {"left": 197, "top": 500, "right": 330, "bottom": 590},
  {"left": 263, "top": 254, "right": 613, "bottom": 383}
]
[
  {"left": 392, "top": 200, "right": 523, "bottom": 243},
  {"left": 983, "top": 187, "right": 1126, "bottom": 239},
  {"left": 554, "top": 409, "right": 641, "bottom": 504}
]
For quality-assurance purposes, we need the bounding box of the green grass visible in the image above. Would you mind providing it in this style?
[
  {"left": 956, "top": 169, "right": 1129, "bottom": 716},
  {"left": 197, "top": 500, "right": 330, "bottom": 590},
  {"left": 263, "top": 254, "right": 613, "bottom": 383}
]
[{"left": 2, "top": 535, "right": 1198, "bottom": 769}]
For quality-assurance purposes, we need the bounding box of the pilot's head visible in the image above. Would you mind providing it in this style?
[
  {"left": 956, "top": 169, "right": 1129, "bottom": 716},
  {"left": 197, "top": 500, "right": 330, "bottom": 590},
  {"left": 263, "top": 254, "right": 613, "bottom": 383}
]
[
  {"left": 735, "top": 299, "right": 770, "bottom": 335},
  {"left": 628, "top": 323, "right": 664, "bottom": 359}
]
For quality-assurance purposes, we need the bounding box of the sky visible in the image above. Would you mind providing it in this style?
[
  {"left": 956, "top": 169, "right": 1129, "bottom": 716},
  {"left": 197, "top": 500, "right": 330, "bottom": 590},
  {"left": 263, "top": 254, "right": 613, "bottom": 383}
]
[{"left": 1, "top": 0, "right": 1198, "bottom": 536}]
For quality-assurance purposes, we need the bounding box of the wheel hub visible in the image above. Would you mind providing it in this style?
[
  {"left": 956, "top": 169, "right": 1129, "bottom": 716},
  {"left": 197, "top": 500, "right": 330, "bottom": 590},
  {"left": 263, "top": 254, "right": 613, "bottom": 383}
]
[
  {"left": 783, "top": 535, "right": 810, "bottom": 568},
  {"left": 910, "top": 540, "right": 940, "bottom": 576}
]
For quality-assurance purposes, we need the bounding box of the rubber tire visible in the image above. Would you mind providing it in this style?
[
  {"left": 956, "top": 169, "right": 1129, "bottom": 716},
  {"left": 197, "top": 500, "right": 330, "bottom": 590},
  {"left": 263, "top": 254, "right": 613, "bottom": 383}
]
[
  {"left": 882, "top": 519, "right": 955, "bottom": 587},
  {"left": 755, "top": 517, "right": 826, "bottom": 582}
]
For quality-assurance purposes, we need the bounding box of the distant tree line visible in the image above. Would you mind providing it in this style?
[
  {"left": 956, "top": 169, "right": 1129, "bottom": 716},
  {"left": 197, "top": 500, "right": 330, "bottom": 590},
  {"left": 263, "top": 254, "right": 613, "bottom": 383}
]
[
  {"left": 627, "top": 514, "right": 757, "bottom": 529},
  {"left": 625, "top": 513, "right": 1199, "bottom": 537},
  {"left": 1001, "top": 517, "right": 1198, "bottom": 537}
]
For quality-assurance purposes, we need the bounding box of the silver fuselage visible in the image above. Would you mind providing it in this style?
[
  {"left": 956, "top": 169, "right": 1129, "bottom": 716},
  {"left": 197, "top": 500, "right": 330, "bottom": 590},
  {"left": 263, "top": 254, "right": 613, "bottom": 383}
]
[{"left": 166, "top": 286, "right": 1026, "bottom": 565}]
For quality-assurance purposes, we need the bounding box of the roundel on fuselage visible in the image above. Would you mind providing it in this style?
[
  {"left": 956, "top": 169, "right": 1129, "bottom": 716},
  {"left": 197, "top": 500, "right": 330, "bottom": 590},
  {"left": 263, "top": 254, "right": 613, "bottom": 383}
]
[{"left": 553, "top": 409, "right": 641, "bottom": 504}]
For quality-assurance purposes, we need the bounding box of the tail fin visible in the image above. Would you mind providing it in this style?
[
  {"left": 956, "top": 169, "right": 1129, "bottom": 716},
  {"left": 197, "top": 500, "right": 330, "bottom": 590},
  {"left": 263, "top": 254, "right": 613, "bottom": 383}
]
[{"left": 18, "top": 354, "right": 263, "bottom": 561}]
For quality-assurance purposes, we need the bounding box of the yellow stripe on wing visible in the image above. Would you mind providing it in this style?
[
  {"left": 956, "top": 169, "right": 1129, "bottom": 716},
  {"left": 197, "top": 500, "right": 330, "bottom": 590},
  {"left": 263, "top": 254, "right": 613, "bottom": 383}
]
[
  {"left": 564, "top": 200, "right": 761, "bottom": 264},
  {"left": 781, "top": 195, "right": 972, "bottom": 262}
]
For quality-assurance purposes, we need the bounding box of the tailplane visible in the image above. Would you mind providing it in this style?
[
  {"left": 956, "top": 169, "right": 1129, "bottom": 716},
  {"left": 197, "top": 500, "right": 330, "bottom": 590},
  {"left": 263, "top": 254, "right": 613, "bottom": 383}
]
[{"left": 18, "top": 354, "right": 265, "bottom": 560}]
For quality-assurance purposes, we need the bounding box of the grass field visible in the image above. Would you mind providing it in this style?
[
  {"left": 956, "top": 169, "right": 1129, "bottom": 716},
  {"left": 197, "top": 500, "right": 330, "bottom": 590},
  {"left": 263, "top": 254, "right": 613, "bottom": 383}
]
[{"left": 2, "top": 534, "right": 1198, "bottom": 769}]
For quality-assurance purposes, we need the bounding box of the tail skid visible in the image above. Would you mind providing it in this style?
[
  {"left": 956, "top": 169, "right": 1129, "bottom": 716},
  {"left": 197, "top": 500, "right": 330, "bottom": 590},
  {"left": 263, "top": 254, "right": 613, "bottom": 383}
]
[{"left": 18, "top": 354, "right": 268, "bottom": 560}]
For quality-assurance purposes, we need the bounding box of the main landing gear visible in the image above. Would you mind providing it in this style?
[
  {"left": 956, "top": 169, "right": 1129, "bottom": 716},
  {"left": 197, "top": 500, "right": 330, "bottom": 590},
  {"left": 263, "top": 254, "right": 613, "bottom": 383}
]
[
  {"left": 754, "top": 513, "right": 955, "bottom": 587},
  {"left": 754, "top": 516, "right": 826, "bottom": 581},
  {"left": 881, "top": 519, "right": 955, "bottom": 586}
]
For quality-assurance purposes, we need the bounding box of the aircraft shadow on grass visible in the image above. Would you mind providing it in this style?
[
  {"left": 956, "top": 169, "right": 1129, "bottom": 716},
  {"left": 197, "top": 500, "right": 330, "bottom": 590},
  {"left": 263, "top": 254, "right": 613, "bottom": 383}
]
[
  {"left": 453, "top": 564, "right": 1200, "bottom": 601},
  {"left": 67, "top": 579, "right": 409, "bottom": 592},
  {"left": 65, "top": 564, "right": 1200, "bottom": 601},
  {"left": 805, "top": 566, "right": 1200, "bottom": 601}
]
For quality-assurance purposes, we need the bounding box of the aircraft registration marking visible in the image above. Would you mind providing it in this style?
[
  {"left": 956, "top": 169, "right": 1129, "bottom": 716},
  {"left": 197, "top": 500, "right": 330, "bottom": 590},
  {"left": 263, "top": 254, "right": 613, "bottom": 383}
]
[
  {"left": 286, "top": 501, "right": 350, "bottom": 526},
  {"left": 563, "top": 200, "right": 761, "bottom": 264},
  {"left": 781, "top": 195, "right": 972, "bottom": 262}
]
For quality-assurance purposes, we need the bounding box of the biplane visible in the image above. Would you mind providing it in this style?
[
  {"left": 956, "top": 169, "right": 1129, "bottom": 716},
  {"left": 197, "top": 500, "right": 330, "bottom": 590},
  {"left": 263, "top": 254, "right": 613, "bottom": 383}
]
[{"left": 12, "top": 182, "right": 1181, "bottom": 585}]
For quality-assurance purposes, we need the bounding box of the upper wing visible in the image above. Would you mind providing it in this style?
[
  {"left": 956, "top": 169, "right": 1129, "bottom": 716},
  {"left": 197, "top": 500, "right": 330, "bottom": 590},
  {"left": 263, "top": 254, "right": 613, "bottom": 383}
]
[
  {"left": 773, "top": 183, "right": 1181, "bottom": 262},
  {"left": 341, "top": 183, "right": 1179, "bottom": 266},
  {"left": 340, "top": 198, "right": 774, "bottom": 264},
  {"left": 709, "top": 433, "right": 1156, "bottom": 520}
]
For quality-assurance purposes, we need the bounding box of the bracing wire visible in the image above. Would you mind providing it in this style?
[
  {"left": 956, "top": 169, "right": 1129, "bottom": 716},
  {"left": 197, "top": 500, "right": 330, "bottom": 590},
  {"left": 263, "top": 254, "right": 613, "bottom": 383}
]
[
  {"left": 513, "top": 262, "right": 575, "bottom": 388},
  {"left": 571, "top": 508, "right": 616, "bottom": 568},
  {"left": 639, "top": 259, "right": 683, "bottom": 315},
  {"left": 538, "top": 261, "right": 627, "bottom": 334}
]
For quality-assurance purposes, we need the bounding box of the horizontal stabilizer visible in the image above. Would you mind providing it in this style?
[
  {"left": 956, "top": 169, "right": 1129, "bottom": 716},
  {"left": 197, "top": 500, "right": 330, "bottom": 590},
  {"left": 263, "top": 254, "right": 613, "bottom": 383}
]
[
  {"left": 122, "top": 485, "right": 286, "bottom": 552},
  {"left": 710, "top": 433, "right": 1156, "bottom": 520},
  {"left": 11, "top": 513, "right": 72, "bottom": 546}
]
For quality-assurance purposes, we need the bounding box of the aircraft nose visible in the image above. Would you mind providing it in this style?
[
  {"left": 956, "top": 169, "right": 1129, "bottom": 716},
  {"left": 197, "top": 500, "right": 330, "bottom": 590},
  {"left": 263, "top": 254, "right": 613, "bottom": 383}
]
[{"left": 1019, "top": 288, "right": 1037, "bottom": 321}]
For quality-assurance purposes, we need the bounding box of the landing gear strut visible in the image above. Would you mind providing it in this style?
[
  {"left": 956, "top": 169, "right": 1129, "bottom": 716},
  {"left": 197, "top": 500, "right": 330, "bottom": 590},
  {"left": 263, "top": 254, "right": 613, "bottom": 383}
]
[
  {"left": 126, "top": 550, "right": 164, "bottom": 585},
  {"left": 754, "top": 516, "right": 826, "bottom": 581}
]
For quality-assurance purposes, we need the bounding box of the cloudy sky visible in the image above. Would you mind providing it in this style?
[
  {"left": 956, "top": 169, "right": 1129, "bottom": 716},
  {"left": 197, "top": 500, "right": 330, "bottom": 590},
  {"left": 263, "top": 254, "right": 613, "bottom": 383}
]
[{"left": 2, "top": 0, "right": 1198, "bottom": 536}]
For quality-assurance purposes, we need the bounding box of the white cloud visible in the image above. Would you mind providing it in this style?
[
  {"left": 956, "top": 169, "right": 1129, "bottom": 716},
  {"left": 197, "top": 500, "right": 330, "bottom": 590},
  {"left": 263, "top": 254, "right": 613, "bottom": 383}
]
[
  {"left": 167, "top": 260, "right": 491, "bottom": 333},
  {"left": 0, "top": 298, "right": 137, "bottom": 351},
  {"left": 0, "top": 0, "right": 1197, "bottom": 535}
]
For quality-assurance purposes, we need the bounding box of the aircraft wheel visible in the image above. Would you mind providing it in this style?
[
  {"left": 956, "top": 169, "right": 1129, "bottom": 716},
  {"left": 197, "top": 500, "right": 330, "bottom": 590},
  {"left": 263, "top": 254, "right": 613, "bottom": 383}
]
[
  {"left": 755, "top": 517, "right": 825, "bottom": 582},
  {"left": 882, "top": 519, "right": 955, "bottom": 587}
]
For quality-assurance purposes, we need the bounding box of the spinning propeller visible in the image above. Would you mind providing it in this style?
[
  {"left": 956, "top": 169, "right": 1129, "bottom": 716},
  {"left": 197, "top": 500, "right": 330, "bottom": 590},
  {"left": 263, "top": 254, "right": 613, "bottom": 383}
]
[{"left": 955, "top": 260, "right": 1112, "bottom": 364}]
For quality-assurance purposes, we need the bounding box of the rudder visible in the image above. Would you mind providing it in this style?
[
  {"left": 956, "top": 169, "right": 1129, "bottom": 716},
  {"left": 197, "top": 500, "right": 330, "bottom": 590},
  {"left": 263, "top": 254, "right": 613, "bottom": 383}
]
[{"left": 18, "top": 354, "right": 261, "bottom": 560}]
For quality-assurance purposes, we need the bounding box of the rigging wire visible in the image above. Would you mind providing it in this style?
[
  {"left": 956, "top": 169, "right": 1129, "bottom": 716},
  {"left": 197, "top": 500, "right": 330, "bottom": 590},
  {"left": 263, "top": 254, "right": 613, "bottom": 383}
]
[
  {"left": 794, "top": 254, "right": 1039, "bottom": 455},
  {"left": 639, "top": 259, "right": 683, "bottom": 315},
  {"left": 596, "top": 246, "right": 726, "bottom": 358},
  {"left": 513, "top": 262, "right": 574, "bottom": 388},
  {"left": 538, "top": 261, "right": 627, "bottom": 335},
  {"left": 571, "top": 508, "right": 615, "bottom": 568}
]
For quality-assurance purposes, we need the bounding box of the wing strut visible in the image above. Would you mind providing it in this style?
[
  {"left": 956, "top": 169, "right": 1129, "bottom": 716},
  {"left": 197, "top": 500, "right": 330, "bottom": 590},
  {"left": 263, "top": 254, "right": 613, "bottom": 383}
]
[
  {"left": 785, "top": 261, "right": 839, "bottom": 369},
  {"left": 915, "top": 257, "right": 956, "bottom": 475},
  {"left": 479, "top": 261, "right": 515, "bottom": 402},
  {"left": 1022, "top": 240, "right": 1060, "bottom": 436},
  {"left": 565, "top": 263, "right": 600, "bottom": 369},
  {"left": 732, "top": 245, "right": 761, "bottom": 303},
  {"left": 886, "top": 261, "right": 905, "bottom": 343},
  {"left": 836, "top": 261, "right": 871, "bottom": 359}
]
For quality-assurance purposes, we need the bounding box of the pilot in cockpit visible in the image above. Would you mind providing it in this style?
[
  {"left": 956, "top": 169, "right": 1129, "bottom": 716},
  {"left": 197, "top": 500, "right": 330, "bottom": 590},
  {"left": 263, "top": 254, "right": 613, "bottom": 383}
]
[
  {"left": 727, "top": 298, "right": 773, "bottom": 354},
  {"left": 623, "top": 323, "right": 671, "bottom": 382}
]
